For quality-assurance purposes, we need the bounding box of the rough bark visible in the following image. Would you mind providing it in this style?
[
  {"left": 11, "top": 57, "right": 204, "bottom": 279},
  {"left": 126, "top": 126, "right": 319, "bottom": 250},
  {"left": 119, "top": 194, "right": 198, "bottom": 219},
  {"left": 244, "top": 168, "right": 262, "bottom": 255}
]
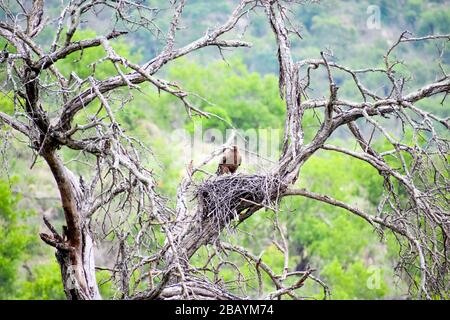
[{"left": 42, "top": 150, "right": 100, "bottom": 300}]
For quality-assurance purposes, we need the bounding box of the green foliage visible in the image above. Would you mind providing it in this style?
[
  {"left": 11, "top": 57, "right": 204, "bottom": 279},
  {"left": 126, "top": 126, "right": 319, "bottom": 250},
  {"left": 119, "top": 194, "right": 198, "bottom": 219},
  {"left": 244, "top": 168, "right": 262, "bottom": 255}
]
[
  {"left": 261, "top": 245, "right": 285, "bottom": 275},
  {"left": 417, "top": 7, "right": 450, "bottom": 35},
  {"left": 321, "top": 259, "right": 388, "bottom": 299},
  {"left": 0, "top": 178, "right": 65, "bottom": 299},
  {"left": 17, "top": 261, "right": 65, "bottom": 300},
  {"left": 151, "top": 59, "right": 285, "bottom": 132},
  {"left": 281, "top": 151, "right": 397, "bottom": 299},
  {"left": 55, "top": 30, "right": 142, "bottom": 80},
  {"left": 96, "top": 270, "right": 115, "bottom": 299},
  {"left": 0, "top": 92, "right": 14, "bottom": 114},
  {"left": 0, "top": 178, "right": 34, "bottom": 298}
]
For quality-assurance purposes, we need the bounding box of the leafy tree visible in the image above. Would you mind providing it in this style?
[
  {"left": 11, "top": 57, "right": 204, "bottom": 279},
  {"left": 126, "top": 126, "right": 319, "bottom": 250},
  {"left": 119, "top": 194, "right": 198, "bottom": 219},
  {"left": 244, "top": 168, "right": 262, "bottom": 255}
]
[
  {"left": 17, "top": 262, "right": 65, "bottom": 300},
  {"left": 151, "top": 59, "right": 285, "bottom": 132},
  {"left": 0, "top": 178, "right": 67, "bottom": 299},
  {"left": 0, "top": 179, "right": 34, "bottom": 298}
]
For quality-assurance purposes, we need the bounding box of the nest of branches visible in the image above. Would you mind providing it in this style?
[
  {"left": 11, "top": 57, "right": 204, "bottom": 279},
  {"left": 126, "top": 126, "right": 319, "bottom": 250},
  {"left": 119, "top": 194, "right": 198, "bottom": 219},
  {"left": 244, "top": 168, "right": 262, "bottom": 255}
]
[{"left": 195, "top": 174, "right": 287, "bottom": 227}]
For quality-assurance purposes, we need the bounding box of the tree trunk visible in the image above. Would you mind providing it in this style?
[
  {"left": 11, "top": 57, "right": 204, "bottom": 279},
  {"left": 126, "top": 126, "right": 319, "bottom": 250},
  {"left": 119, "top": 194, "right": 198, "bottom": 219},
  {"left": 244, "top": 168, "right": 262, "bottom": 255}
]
[{"left": 43, "top": 150, "right": 101, "bottom": 300}]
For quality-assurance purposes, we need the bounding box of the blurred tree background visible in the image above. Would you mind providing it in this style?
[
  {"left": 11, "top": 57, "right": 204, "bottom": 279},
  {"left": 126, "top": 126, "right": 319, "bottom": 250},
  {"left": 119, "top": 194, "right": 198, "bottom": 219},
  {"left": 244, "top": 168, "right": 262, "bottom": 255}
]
[{"left": 0, "top": 0, "right": 449, "bottom": 299}]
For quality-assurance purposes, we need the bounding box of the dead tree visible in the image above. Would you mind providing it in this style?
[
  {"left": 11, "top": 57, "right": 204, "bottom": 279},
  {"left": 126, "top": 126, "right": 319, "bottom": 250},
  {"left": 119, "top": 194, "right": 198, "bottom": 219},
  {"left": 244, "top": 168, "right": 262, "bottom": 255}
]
[{"left": 0, "top": 0, "right": 448, "bottom": 300}]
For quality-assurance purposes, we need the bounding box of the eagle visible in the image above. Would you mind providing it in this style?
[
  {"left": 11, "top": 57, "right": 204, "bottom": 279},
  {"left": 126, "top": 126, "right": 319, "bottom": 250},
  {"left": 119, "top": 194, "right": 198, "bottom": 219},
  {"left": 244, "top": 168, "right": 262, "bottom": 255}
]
[{"left": 217, "top": 145, "right": 241, "bottom": 175}]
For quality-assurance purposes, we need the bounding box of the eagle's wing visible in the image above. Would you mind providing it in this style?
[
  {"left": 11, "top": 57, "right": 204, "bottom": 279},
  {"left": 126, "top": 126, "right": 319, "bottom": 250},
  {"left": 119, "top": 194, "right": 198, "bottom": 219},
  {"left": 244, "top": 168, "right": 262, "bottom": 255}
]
[
  {"left": 217, "top": 148, "right": 227, "bottom": 175},
  {"left": 220, "top": 148, "right": 227, "bottom": 164},
  {"left": 236, "top": 150, "right": 242, "bottom": 167}
]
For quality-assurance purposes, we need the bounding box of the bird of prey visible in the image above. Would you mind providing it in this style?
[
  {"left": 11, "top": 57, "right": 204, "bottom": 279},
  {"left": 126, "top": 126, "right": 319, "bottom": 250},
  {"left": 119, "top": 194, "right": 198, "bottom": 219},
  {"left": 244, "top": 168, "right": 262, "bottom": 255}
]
[{"left": 217, "top": 145, "right": 241, "bottom": 175}]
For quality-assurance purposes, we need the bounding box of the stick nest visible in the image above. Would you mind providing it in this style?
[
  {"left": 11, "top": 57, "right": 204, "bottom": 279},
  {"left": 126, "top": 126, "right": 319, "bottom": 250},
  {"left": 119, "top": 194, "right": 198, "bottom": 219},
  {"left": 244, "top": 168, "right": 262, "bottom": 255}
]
[{"left": 195, "top": 174, "right": 286, "bottom": 225}]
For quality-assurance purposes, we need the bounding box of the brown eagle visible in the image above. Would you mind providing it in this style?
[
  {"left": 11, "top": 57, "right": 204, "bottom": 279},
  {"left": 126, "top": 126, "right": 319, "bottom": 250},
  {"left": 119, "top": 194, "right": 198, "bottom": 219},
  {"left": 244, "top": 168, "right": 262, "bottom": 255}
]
[{"left": 217, "top": 145, "right": 241, "bottom": 175}]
